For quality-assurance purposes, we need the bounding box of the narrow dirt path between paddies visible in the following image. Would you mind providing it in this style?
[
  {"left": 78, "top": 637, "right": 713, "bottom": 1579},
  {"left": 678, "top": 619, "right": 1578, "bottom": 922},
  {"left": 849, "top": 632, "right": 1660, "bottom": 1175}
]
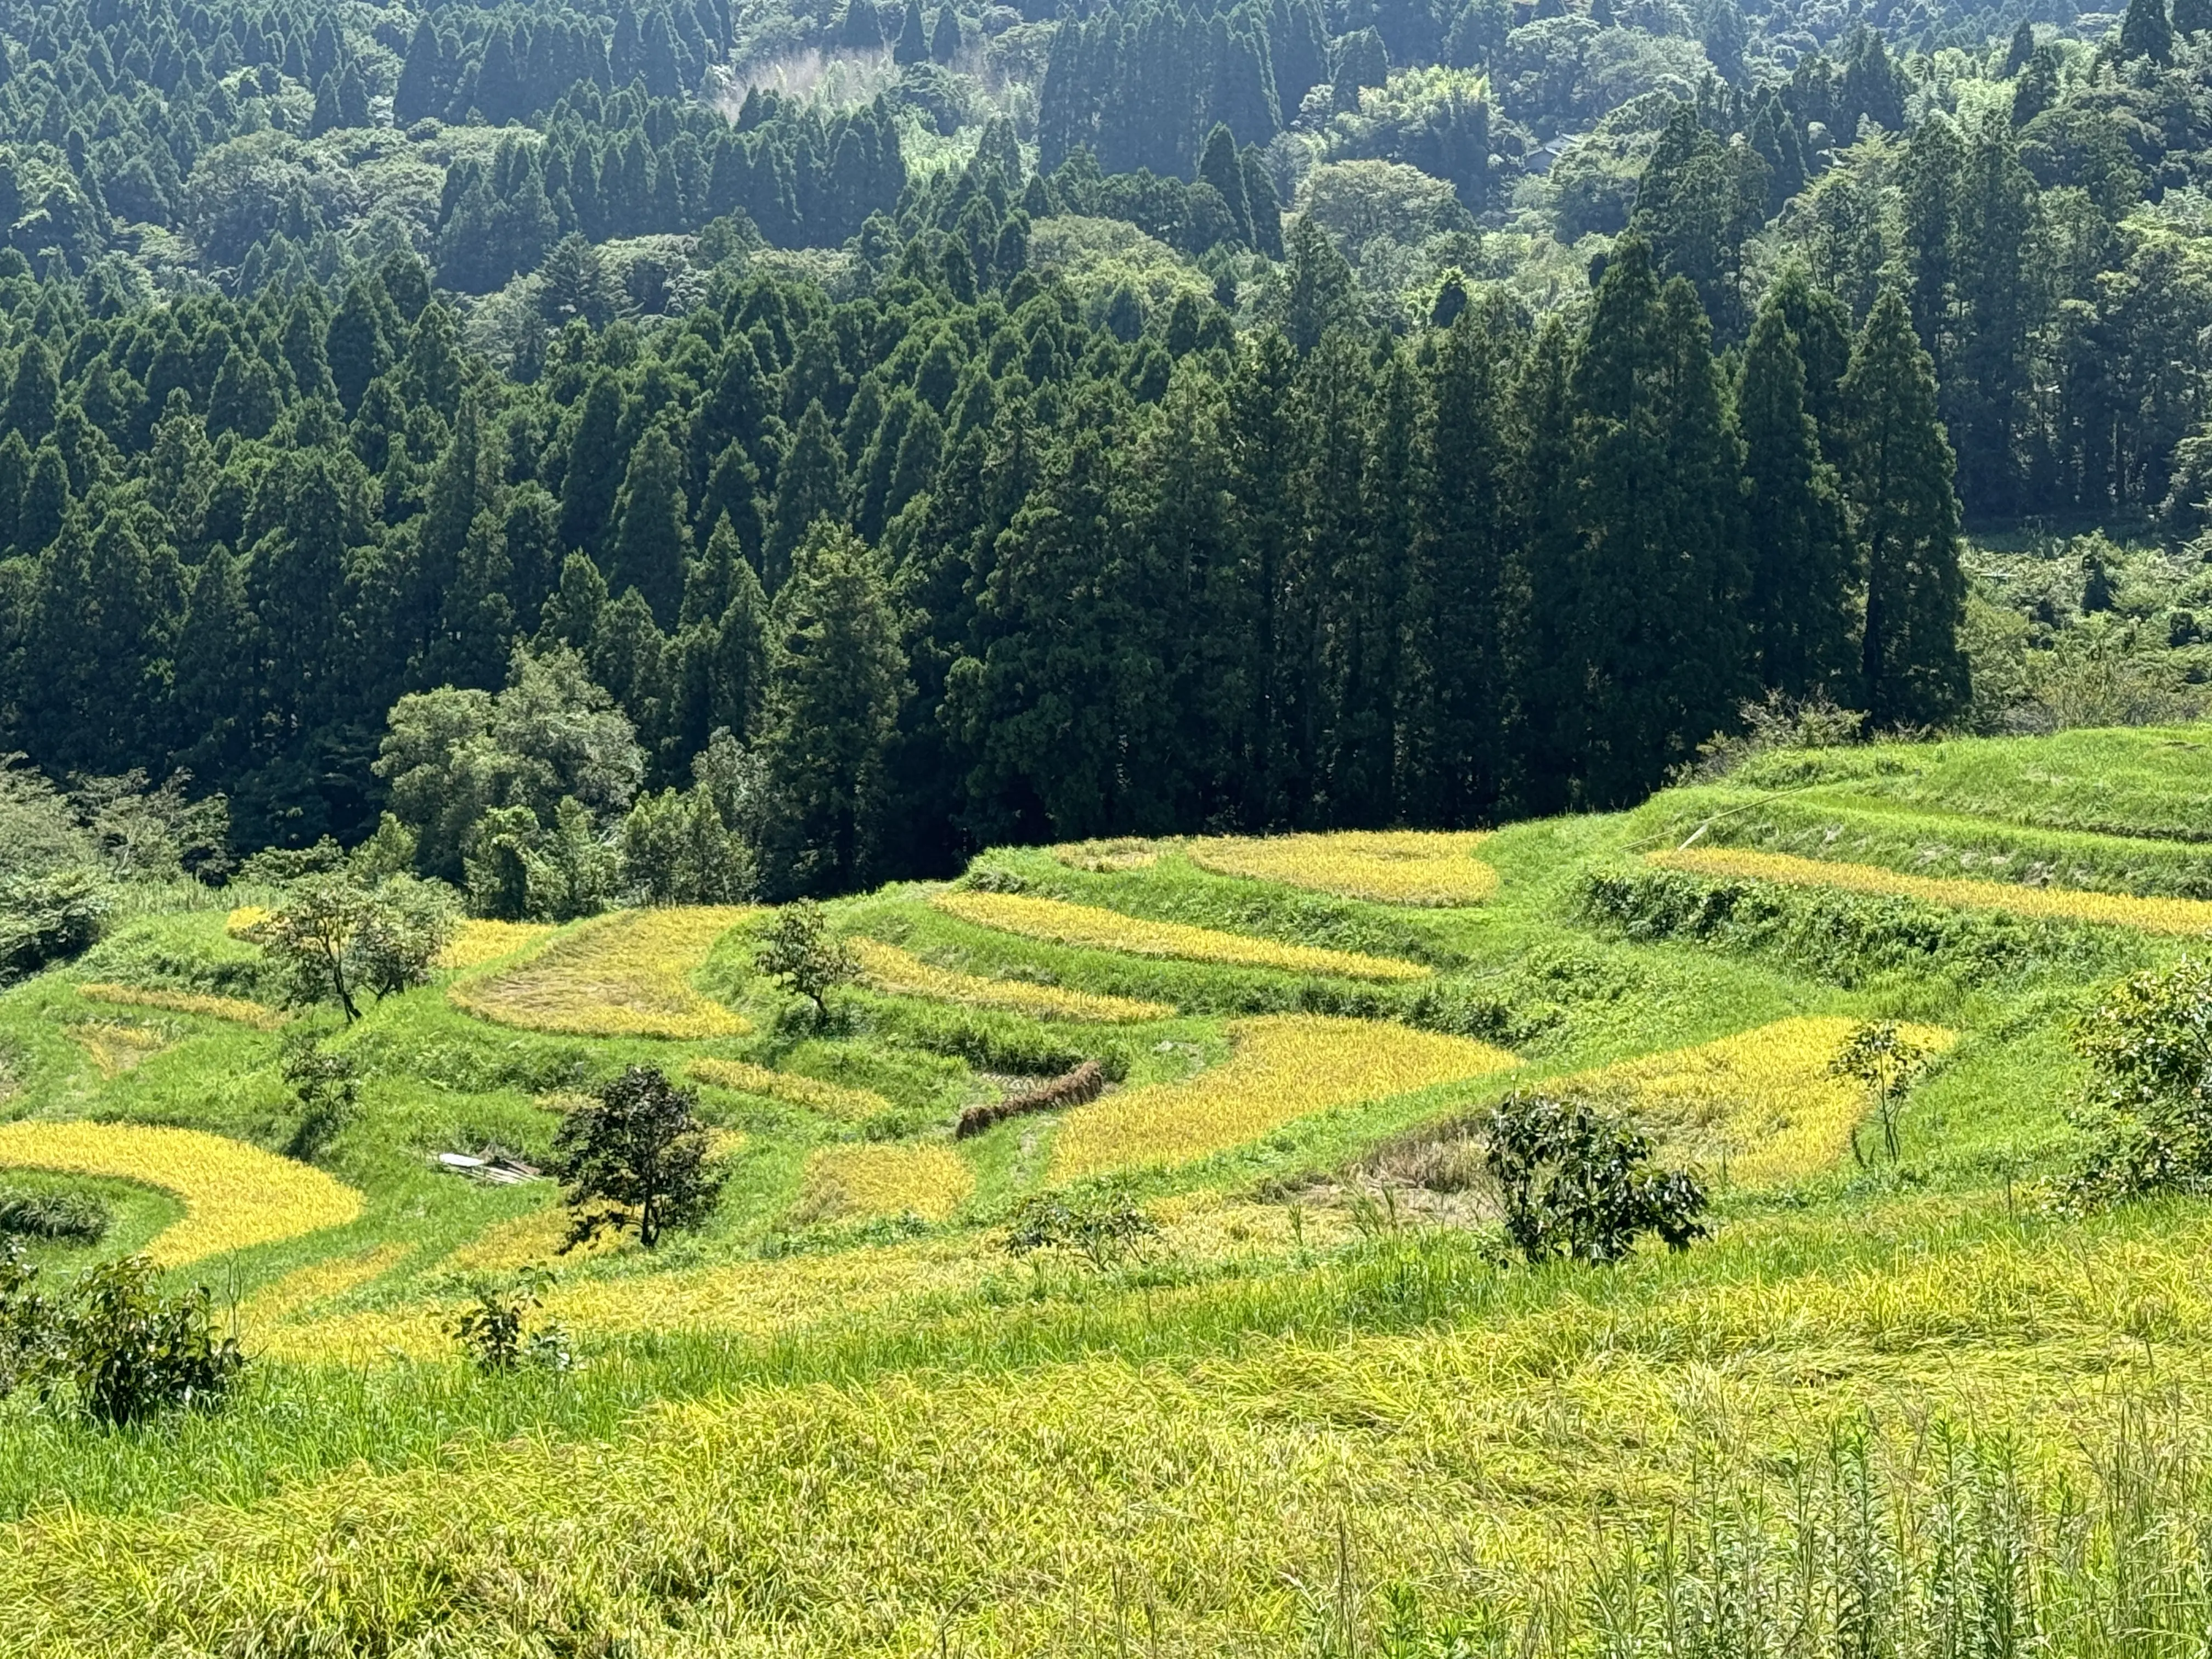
[
  {"left": 933, "top": 890, "right": 1430, "bottom": 980},
  {"left": 1052, "top": 1014, "right": 1517, "bottom": 1179},
  {"left": 1184, "top": 829, "right": 1498, "bottom": 905},
  {"left": 0, "top": 1122, "right": 363, "bottom": 1266},
  {"left": 1652, "top": 846, "right": 2212, "bottom": 935},
  {"left": 449, "top": 906, "right": 755, "bottom": 1039}
]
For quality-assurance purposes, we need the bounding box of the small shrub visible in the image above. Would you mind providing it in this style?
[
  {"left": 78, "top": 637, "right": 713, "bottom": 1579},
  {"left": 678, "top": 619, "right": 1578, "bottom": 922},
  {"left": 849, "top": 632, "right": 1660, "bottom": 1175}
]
[
  {"left": 755, "top": 901, "right": 858, "bottom": 1021},
  {"left": 1484, "top": 1092, "right": 1708, "bottom": 1265},
  {"left": 1829, "top": 1021, "right": 1936, "bottom": 1165},
  {"left": 2064, "top": 956, "right": 2212, "bottom": 1206},
  {"left": 0, "top": 870, "right": 108, "bottom": 984},
  {"left": 0, "top": 1243, "right": 54, "bottom": 1398},
  {"left": 448, "top": 1271, "right": 571, "bottom": 1373},
  {"left": 47, "top": 1254, "right": 245, "bottom": 1425},
  {"left": 551, "top": 1065, "right": 726, "bottom": 1248},
  {"left": 0, "top": 1186, "right": 110, "bottom": 1243},
  {"left": 1002, "top": 1188, "right": 1159, "bottom": 1268}
]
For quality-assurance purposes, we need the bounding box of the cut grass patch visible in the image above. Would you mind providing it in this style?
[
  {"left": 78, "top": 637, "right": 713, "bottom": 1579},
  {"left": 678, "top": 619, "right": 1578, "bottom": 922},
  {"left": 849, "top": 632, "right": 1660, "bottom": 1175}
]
[
  {"left": 449, "top": 907, "right": 755, "bottom": 1040},
  {"left": 935, "top": 890, "right": 1430, "bottom": 982},
  {"left": 61, "top": 1021, "right": 167, "bottom": 1077},
  {"left": 853, "top": 938, "right": 1175, "bottom": 1023},
  {"left": 1184, "top": 830, "right": 1498, "bottom": 906},
  {"left": 0, "top": 1122, "right": 363, "bottom": 1267},
  {"left": 1654, "top": 846, "right": 2212, "bottom": 936},
  {"left": 1051, "top": 1014, "right": 1518, "bottom": 1180}
]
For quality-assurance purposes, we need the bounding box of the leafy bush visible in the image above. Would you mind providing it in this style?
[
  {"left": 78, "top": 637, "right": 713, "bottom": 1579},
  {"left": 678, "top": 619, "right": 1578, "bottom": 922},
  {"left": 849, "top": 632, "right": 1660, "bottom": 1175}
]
[
  {"left": 1830, "top": 1021, "right": 1937, "bottom": 1164},
  {"left": 1001, "top": 1187, "right": 1159, "bottom": 1268},
  {"left": 0, "top": 1186, "right": 110, "bottom": 1243},
  {"left": 280, "top": 1032, "right": 362, "bottom": 1163},
  {"left": 755, "top": 900, "right": 857, "bottom": 1020},
  {"left": 22, "top": 1254, "right": 245, "bottom": 1425},
  {"left": 0, "top": 870, "right": 109, "bottom": 984},
  {"left": 448, "top": 1272, "right": 571, "bottom": 1374},
  {"left": 2064, "top": 956, "right": 2212, "bottom": 1206},
  {"left": 1483, "top": 1092, "right": 1708, "bottom": 1265}
]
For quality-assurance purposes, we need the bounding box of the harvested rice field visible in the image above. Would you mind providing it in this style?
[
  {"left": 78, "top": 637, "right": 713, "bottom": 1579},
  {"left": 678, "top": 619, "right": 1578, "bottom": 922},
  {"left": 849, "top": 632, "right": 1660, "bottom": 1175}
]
[{"left": 12, "top": 724, "right": 2212, "bottom": 1657}]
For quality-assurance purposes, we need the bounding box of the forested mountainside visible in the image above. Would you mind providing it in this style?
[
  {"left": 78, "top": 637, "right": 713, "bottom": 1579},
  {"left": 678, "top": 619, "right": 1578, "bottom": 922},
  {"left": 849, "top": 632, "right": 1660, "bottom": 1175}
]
[{"left": 0, "top": 0, "right": 2206, "bottom": 904}]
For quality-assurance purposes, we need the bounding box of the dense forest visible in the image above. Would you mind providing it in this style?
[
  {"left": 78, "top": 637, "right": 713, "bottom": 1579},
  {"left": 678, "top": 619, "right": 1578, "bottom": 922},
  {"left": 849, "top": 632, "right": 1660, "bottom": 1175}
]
[{"left": 0, "top": 0, "right": 2208, "bottom": 915}]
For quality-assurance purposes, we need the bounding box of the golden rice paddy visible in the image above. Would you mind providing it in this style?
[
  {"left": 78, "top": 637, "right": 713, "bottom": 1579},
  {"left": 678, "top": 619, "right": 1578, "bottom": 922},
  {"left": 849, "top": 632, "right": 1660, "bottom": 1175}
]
[
  {"left": 934, "top": 891, "right": 1429, "bottom": 981},
  {"left": 1049, "top": 837, "right": 1163, "bottom": 872},
  {"left": 794, "top": 1143, "right": 975, "bottom": 1223},
  {"left": 1654, "top": 846, "right": 2212, "bottom": 935},
  {"left": 1186, "top": 829, "right": 1498, "bottom": 905},
  {"left": 445, "top": 1205, "right": 631, "bottom": 1272},
  {"left": 222, "top": 905, "right": 266, "bottom": 938},
  {"left": 449, "top": 906, "right": 754, "bottom": 1039},
  {"left": 1569, "top": 1015, "right": 1958, "bottom": 1183},
  {"left": 689, "top": 1058, "right": 892, "bottom": 1119},
  {"left": 63, "top": 1020, "right": 167, "bottom": 1077},
  {"left": 435, "top": 919, "right": 555, "bottom": 970},
  {"left": 237, "top": 1243, "right": 410, "bottom": 1330},
  {"left": 0, "top": 1121, "right": 364, "bottom": 1266},
  {"left": 76, "top": 981, "right": 286, "bottom": 1030},
  {"left": 852, "top": 937, "right": 1175, "bottom": 1023},
  {"left": 1052, "top": 1015, "right": 1518, "bottom": 1180}
]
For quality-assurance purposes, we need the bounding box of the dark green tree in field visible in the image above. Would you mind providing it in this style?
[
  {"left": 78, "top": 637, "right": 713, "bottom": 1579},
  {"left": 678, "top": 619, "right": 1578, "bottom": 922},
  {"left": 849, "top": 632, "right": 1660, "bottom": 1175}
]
[
  {"left": 765, "top": 402, "right": 848, "bottom": 590},
  {"left": 609, "top": 423, "right": 693, "bottom": 627},
  {"left": 552, "top": 1065, "right": 724, "bottom": 1249},
  {"left": 1737, "top": 295, "right": 1857, "bottom": 700},
  {"left": 1841, "top": 290, "right": 1970, "bottom": 729},
  {"left": 760, "top": 522, "right": 908, "bottom": 894}
]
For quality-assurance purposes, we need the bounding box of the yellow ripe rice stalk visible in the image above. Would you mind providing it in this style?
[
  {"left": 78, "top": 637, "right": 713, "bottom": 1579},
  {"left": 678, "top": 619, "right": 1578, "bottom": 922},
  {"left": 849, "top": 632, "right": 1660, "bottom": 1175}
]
[
  {"left": 267, "top": 1233, "right": 996, "bottom": 1361},
  {"left": 852, "top": 937, "right": 1175, "bottom": 1023},
  {"left": 1050, "top": 837, "right": 1163, "bottom": 872},
  {"left": 64, "top": 1021, "right": 168, "bottom": 1077},
  {"left": 238, "top": 1243, "right": 410, "bottom": 1330},
  {"left": 77, "top": 981, "right": 286, "bottom": 1030},
  {"left": 1052, "top": 1014, "right": 1517, "bottom": 1180},
  {"left": 934, "top": 890, "right": 1429, "bottom": 981},
  {"left": 690, "top": 1058, "right": 892, "bottom": 1120},
  {"left": 435, "top": 919, "right": 555, "bottom": 970},
  {"left": 223, "top": 905, "right": 267, "bottom": 939},
  {"left": 449, "top": 906, "right": 754, "bottom": 1040},
  {"left": 794, "top": 1143, "right": 974, "bottom": 1223},
  {"left": 0, "top": 1121, "right": 364, "bottom": 1266},
  {"left": 1654, "top": 846, "right": 2212, "bottom": 936},
  {"left": 447, "top": 1206, "right": 629, "bottom": 1272},
  {"left": 1186, "top": 830, "right": 1498, "bottom": 906},
  {"left": 1571, "top": 1015, "right": 1958, "bottom": 1183}
]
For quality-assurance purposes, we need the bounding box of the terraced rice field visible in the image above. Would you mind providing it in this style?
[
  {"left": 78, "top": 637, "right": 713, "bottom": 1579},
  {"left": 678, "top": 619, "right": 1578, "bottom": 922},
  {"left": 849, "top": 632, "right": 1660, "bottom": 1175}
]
[
  {"left": 448, "top": 906, "right": 754, "bottom": 1037},
  {"left": 75, "top": 982, "right": 287, "bottom": 1030},
  {"left": 1185, "top": 829, "right": 1498, "bottom": 905},
  {"left": 1654, "top": 845, "right": 2212, "bottom": 934},
  {"left": 1051, "top": 1015, "right": 1518, "bottom": 1179},
  {"left": 1567, "top": 1015, "right": 1958, "bottom": 1183},
  {"left": 934, "top": 890, "right": 1430, "bottom": 980},
  {"left": 795, "top": 1143, "right": 975, "bottom": 1222},
  {"left": 689, "top": 1057, "right": 893, "bottom": 1119},
  {"left": 851, "top": 936, "right": 1175, "bottom": 1022},
  {"left": 0, "top": 1122, "right": 363, "bottom": 1266}
]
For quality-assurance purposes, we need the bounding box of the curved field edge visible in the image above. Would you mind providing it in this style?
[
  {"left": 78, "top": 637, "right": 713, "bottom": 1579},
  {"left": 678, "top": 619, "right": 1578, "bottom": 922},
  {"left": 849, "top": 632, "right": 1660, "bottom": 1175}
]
[{"left": 0, "top": 1122, "right": 364, "bottom": 1267}]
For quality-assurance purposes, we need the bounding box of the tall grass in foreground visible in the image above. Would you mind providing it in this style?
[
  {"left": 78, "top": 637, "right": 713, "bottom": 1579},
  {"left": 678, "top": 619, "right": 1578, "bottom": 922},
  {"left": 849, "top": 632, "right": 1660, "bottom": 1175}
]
[{"left": 1469, "top": 1401, "right": 2212, "bottom": 1659}]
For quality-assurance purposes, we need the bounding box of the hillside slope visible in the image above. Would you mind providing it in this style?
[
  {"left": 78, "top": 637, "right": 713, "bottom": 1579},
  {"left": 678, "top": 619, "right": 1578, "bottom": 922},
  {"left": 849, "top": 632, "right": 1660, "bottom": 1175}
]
[{"left": 4, "top": 725, "right": 2212, "bottom": 1653}]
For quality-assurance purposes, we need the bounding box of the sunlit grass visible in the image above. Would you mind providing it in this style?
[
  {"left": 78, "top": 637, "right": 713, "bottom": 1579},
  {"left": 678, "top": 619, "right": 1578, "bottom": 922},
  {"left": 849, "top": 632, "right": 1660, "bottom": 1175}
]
[
  {"left": 852, "top": 936, "right": 1175, "bottom": 1023},
  {"left": 75, "top": 982, "right": 286, "bottom": 1030},
  {"left": 689, "top": 1057, "right": 891, "bottom": 1120}
]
